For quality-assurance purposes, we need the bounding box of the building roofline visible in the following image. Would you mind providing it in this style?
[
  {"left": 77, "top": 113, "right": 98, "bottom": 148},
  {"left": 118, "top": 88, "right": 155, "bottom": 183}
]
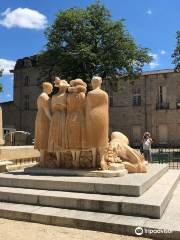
[
  {"left": 0, "top": 101, "right": 14, "bottom": 105},
  {"left": 142, "top": 69, "right": 174, "bottom": 75},
  {"left": 11, "top": 55, "right": 176, "bottom": 76}
]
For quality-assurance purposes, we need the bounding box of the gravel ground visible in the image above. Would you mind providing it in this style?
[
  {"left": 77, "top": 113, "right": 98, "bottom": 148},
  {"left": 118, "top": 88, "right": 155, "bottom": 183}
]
[{"left": 0, "top": 218, "right": 150, "bottom": 240}]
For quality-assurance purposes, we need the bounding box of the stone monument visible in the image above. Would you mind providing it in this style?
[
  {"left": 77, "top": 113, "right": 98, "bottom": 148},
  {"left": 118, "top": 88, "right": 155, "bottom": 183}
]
[{"left": 34, "top": 76, "right": 147, "bottom": 174}]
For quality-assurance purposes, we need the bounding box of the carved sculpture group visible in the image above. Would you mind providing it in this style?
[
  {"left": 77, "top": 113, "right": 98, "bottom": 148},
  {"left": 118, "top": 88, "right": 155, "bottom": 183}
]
[{"left": 34, "top": 76, "right": 147, "bottom": 173}]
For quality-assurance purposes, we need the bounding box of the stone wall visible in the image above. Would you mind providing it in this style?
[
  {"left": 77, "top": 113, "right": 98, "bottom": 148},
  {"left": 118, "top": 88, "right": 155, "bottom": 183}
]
[
  {"left": 0, "top": 145, "right": 40, "bottom": 160},
  {"left": 110, "top": 71, "right": 180, "bottom": 146}
]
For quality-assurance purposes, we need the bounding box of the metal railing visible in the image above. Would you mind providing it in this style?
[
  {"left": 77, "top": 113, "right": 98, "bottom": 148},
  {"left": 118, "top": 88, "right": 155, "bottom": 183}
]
[{"left": 151, "top": 147, "right": 180, "bottom": 169}]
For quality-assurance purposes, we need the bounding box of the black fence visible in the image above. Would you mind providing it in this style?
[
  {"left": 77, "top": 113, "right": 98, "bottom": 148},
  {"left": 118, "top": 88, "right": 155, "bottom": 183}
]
[{"left": 150, "top": 148, "right": 180, "bottom": 169}]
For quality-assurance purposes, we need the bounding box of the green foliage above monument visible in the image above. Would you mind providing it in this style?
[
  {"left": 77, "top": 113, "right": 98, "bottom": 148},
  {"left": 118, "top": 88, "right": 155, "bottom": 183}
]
[
  {"left": 38, "top": 1, "right": 152, "bottom": 82},
  {"left": 172, "top": 31, "right": 180, "bottom": 72}
]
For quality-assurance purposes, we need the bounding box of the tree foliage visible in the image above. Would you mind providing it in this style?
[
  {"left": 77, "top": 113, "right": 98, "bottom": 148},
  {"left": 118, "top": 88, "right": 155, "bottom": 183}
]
[
  {"left": 38, "top": 1, "right": 152, "bottom": 83},
  {"left": 172, "top": 31, "right": 180, "bottom": 72}
]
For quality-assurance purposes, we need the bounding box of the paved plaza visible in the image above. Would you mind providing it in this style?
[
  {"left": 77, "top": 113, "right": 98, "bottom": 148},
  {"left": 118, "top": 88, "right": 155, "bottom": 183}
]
[{"left": 0, "top": 218, "right": 149, "bottom": 240}]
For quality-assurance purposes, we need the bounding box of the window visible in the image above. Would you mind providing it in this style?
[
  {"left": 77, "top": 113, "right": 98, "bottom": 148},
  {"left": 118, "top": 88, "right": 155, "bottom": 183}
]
[
  {"left": 156, "top": 86, "right": 169, "bottom": 109},
  {"left": 176, "top": 84, "right": 180, "bottom": 108},
  {"left": 132, "top": 88, "right": 141, "bottom": 106},
  {"left": 159, "top": 86, "right": 166, "bottom": 103},
  {"left": 158, "top": 124, "right": 168, "bottom": 144},
  {"left": 132, "top": 125, "right": 141, "bottom": 145},
  {"left": 24, "top": 76, "right": 29, "bottom": 86},
  {"left": 24, "top": 95, "right": 30, "bottom": 111},
  {"left": 109, "top": 91, "right": 113, "bottom": 107}
]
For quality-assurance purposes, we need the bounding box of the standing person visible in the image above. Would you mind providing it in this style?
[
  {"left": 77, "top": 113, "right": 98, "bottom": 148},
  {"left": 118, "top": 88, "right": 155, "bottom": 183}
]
[
  {"left": 65, "top": 79, "right": 87, "bottom": 168},
  {"left": 142, "top": 132, "right": 153, "bottom": 162},
  {"left": 48, "top": 78, "right": 70, "bottom": 167},
  {"left": 34, "top": 82, "right": 53, "bottom": 166},
  {"left": 86, "top": 76, "right": 109, "bottom": 169}
]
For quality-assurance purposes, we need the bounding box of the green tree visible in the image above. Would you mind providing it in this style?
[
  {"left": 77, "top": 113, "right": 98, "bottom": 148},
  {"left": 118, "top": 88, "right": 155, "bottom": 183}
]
[
  {"left": 172, "top": 31, "right": 180, "bottom": 72},
  {"left": 38, "top": 2, "right": 152, "bottom": 83}
]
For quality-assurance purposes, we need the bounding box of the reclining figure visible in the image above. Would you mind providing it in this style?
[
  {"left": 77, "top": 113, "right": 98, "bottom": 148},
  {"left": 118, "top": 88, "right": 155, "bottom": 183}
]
[{"left": 101, "top": 131, "right": 147, "bottom": 173}]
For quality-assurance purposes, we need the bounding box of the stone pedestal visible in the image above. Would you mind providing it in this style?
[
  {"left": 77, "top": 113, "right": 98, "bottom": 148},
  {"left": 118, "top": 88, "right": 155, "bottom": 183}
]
[
  {"left": 24, "top": 166, "right": 128, "bottom": 177},
  {"left": 0, "top": 107, "right": 4, "bottom": 145}
]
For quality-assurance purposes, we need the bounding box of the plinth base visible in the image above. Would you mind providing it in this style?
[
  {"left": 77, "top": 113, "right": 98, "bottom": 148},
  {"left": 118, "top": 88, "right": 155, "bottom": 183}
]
[{"left": 24, "top": 166, "right": 128, "bottom": 177}]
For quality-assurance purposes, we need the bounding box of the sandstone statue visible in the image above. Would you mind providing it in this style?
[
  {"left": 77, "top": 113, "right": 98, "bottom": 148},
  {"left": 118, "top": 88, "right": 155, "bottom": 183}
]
[
  {"left": 48, "top": 78, "right": 70, "bottom": 166},
  {"left": 34, "top": 82, "right": 53, "bottom": 166},
  {"left": 104, "top": 132, "right": 147, "bottom": 173},
  {"left": 66, "top": 79, "right": 87, "bottom": 168},
  {"left": 35, "top": 77, "right": 147, "bottom": 175},
  {"left": 86, "top": 76, "right": 109, "bottom": 169}
]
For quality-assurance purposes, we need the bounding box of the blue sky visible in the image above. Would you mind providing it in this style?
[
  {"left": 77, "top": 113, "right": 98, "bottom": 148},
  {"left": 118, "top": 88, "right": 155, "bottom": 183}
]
[{"left": 0, "top": 0, "right": 179, "bottom": 102}]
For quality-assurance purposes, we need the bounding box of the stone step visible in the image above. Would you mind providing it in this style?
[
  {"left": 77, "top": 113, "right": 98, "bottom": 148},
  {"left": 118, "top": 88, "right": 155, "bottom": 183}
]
[
  {"left": 6, "top": 162, "right": 39, "bottom": 172},
  {"left": 0, "top": 170, "right": 178, "bottom": 218},
  {"left": 0, "top": 164, "right": 168, "bottom": 196},
  {"left": 0, "top": 202, "right": 148, "bottom": 236},
  {"left": 121, "top": 170, "right": 180, "bottom": 218},
  {"left": 0, "top": 159, "right": 39, "bottom": 173},
  {"left": 0, "top": 200, "right": 178, "bottom": 240}
]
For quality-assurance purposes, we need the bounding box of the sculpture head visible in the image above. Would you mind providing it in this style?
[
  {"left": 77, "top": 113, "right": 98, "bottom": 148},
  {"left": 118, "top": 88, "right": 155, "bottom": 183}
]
[
  {"left": 70, "top": 79, "right": 87, "bottom": 87},
  {"left": 54, "top": 77, "right": 61, "bottom": 87},
  {"left": 59, "top": 80, "right": 70, "bottom": 91},
  {"left": 69, "top": 79, "right": 87, "bottom": 93},
  {"left": 42, "top": 82, "right": 53, "bottom": 95},
  {"left": 91, "top": 76, "right": 102, "bottom": 89},
  {"left": 111, "top": 131, "right": 129, "bottom": 145}
]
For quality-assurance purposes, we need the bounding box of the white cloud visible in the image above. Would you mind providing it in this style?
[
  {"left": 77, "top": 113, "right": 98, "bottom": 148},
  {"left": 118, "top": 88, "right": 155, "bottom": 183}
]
[
  {"left": 0, "top": 59, "right": 16, "bottom": 75},
  {"left": 160, "top": 50, "right": 166, "bottom": 55},
  {"left": 146, "top": 9, "right": 152, "bottom": 15},
  {"left": 148, "top": 53, "right": 159, "bottom": 69},
  {"left": 1, "top": 8, "right": 11, "bottom": 17},
  {"left": 0, "top": 8, "right": 47, "bottom": 29},
  {"left": 149, "top": 62, "right": 159, "bottom": 69},
  {"left": 149, "top": 53, "right": 158, "bottom": 61},
  {"left": 6, "top": 94, "right": 12, "bottom": 98}
]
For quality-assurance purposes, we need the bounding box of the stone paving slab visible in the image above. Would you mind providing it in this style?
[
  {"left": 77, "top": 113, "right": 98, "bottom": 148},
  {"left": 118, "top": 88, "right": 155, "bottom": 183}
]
[
  {"left": 0, "top": 218, "right": 149, "bottom": 240},
  {"left": 0, "top": 164, "right": 168, "bottom": 196}
]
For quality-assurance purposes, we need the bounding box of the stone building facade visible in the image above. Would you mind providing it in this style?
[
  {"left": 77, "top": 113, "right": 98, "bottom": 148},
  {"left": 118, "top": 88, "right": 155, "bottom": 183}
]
[
  {"left": 1, "top": 56, "right": 41, "bottom": 136},
  {"left": 109, "top": 69, "right": 180, "bottom": 146},
  {"left": 1, "top": 56, "right": 180, "bottom": 146}
]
